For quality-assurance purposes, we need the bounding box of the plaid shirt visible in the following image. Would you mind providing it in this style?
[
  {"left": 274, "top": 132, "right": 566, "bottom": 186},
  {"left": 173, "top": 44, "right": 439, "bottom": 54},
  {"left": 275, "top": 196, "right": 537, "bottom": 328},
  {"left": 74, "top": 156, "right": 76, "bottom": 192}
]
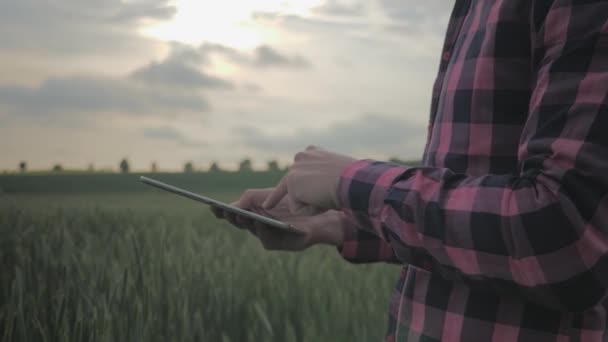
[{"left": 337, "top": 1, "right": 608, "bottom": 341}]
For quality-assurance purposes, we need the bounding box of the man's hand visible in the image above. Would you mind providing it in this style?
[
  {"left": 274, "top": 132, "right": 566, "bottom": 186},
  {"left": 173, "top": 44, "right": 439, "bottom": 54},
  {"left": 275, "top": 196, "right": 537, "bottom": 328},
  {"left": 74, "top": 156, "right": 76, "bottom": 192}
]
[
  {"left": 262, "top": 146, "right": 356, "bottom": 212},
  {"left": 211, "top": 188, "right": 346, "bottom": 251}
]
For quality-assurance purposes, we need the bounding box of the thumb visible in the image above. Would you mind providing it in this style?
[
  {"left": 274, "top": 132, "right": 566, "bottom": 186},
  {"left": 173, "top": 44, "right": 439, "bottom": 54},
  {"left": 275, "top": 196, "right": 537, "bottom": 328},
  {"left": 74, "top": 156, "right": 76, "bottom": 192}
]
[{"left": 263, "top": 176, "right": 288, "bottom": 209}]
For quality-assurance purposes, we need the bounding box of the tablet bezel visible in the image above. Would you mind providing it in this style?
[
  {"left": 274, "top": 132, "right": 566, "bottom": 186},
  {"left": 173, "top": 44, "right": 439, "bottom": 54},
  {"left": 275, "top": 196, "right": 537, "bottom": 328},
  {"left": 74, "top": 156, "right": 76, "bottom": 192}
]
[{"left": 140, "top": 176, "right": 304, "bottom": 235}]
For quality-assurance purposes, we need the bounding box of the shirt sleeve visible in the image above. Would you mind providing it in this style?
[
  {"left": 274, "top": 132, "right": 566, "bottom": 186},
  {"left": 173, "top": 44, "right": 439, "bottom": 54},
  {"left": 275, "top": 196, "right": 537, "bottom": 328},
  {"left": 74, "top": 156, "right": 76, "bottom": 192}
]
[
  {"left": 338, "top": 3, "right": 608, "bottom": 312},
  {"left": 336, "top": 211, "right": 401, "bottom": 264}
]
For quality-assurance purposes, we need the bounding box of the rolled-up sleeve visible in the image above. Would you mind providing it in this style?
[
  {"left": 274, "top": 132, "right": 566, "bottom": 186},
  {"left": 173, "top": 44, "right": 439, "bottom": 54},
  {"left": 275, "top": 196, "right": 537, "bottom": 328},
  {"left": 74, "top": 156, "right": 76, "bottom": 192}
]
[{"left": 338, "top": 2, "right": 608, "bottom": 312}]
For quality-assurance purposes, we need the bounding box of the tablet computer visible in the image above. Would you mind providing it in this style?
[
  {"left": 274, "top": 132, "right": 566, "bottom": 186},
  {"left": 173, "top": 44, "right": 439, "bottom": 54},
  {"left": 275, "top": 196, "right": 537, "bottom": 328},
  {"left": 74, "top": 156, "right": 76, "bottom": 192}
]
[{"left": 140, "top": 176, "right": 303, "bottom": 234}]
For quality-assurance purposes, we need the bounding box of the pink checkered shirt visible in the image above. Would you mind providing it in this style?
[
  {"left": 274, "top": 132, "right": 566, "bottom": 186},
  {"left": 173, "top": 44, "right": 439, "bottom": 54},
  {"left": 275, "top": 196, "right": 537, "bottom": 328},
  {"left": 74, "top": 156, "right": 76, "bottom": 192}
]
[{"left": 337, "top": 1, "right": 608, "bottom": 341}]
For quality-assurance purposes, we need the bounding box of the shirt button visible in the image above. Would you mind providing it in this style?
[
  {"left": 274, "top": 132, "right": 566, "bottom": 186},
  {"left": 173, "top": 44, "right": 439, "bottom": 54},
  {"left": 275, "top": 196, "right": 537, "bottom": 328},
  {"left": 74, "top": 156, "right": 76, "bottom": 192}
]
[
  {"left": 421, "top": 259, "right": 432, "bottom": 271},
  {"left": 442, "top": 50, "right": 452, "bottom": 61}
]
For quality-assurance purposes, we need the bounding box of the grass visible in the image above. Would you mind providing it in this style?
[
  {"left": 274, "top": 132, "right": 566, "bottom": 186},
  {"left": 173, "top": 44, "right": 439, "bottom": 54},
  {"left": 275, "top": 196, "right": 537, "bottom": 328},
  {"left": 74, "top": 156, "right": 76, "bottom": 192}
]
[{"left": 0, "top": 193, "right": 400, "bottom": 342}]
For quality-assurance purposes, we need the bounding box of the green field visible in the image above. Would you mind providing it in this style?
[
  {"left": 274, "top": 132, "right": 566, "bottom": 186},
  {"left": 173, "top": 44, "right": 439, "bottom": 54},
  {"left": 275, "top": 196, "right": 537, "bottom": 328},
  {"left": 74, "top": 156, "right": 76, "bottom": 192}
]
[
  {"left": 0, "top": 173, "right": 400, "bottom": 342},
  {"left": 0, "top": 171, "right": 289, "bottom": 194}
]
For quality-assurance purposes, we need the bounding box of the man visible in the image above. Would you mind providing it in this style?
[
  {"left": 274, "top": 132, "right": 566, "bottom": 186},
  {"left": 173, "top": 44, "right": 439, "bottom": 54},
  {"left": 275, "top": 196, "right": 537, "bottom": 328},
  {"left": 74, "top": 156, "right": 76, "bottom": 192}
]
[{"left": 214, "top": 1, "right": 608, "bottom": 340}]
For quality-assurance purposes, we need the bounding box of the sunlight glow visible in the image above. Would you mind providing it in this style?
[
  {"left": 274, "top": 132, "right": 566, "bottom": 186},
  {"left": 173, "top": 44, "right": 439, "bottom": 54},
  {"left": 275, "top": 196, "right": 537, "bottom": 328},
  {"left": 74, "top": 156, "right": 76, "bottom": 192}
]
[{"left": 142, "top": 0, "right": 324, "bottom": 49}]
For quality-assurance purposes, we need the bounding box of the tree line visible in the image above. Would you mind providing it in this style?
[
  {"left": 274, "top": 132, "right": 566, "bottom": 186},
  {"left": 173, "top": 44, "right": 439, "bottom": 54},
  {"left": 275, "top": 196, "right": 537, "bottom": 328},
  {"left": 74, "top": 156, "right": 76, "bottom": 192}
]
[
  {"left": 16, "top": 158, "right": 286, "bottom": 174},
  {"left": 15, "top": 157, "right": 417, "bottom": 174}
]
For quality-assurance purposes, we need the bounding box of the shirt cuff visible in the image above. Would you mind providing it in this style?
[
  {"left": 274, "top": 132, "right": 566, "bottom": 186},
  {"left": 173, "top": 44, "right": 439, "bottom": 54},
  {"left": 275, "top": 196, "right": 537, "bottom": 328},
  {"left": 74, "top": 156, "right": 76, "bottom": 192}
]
[
  {"left": 337, "top": 159, "right": 410, "bottom": 241},
  {"left": 336, "top": 211, "right": 400, "bottom": 263}
]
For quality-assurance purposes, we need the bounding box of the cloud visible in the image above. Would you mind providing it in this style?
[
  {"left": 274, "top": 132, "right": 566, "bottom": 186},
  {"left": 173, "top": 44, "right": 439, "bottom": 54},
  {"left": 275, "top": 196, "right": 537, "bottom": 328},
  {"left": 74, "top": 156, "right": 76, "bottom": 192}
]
[
  {"left": 128, "top": 43, "right": 236, "bottom": 89},
  {"left": 254, "top": 1, "right": 452, "bottom": 40},
  {"left": 0, "top": 38, "right": 312, "bottom": 122},
  {"left": 236, "top": 113, "right": 427, "bottom": 158},
  {"left": 169, "top": 42, "right": 211, "bottom": 65},
  {"left": 252, "top": 12, "right": 366, "bottom": 34},
  {"left": 254, "top": 45, "right": 310, "bottom": 68},
  {"left": 130, "top": 60, "right": 234, "bottom": 89},
  {"left": 0, "top": 0, "right": 175, "bottom": 55},
  {"left": 312, "top": 0, "right": 451, "bottom": 24},
  {"left": 128, "top": 43, "right": 309, "bottom": 90},
  {"left": 313, "top": 0, "right": 367, "bottom": 17},
  {"left": 130, "top": 43, "right": 315, "bottom": 89},
  {"left": 110, "top": 1, "right": 176, "bottom": 23},
  {"left": 376, "top": 0, "right": 452, "bottom": 35},
  {"left": 0, "top": 77, "right": 209, "bottom": 117},
  {"left": 198, "top": 42, "right": 312, "bottom": 70},
  {"left": 143, "top": 126, "right": 207, "bottom": 147},
  {"left": 200, "top": 43, "right": 247, "bottom": 63},
  {"left": 0, "top": 0, "right": 175, "bottom": 27}
]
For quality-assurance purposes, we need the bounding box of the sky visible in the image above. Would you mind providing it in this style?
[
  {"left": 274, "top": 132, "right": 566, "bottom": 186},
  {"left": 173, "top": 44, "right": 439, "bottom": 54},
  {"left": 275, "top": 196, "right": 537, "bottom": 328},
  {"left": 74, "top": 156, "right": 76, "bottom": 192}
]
[{"left": 0, "top": 0, "right": 453, "bottom": 171}]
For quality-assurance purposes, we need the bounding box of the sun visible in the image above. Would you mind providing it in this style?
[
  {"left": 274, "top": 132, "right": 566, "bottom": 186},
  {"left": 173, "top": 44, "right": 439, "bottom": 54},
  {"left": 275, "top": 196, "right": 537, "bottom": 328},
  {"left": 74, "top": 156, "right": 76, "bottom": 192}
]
[{"left": 142, "top": 0, "right": 325, "bottom": 49}]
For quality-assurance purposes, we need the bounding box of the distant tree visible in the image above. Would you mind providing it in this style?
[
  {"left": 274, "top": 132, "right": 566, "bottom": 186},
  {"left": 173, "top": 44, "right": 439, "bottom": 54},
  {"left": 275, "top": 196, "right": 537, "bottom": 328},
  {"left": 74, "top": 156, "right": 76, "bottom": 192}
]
[
  {"left": 388, "top": 158, "right": 422, "bottom": 166},
  {"left": 151, "top": 162, "right": 158, "bottom": 173},
  {"left": 209, "top": 162, "right": 221, "bottom": 173},
  {"left": 52, "top": 164, "right": 63, "bottom": 172},
  {"left": 238, "top": 158, "right": 253, "bottom": 172},
  {"left": 184, "top": 161, "right": 194, "bottom": 173},
  {"left": 87, "top": 163, "right": 95, "bottom": 172},
  {"left": 119, "top": 158, "right": 130, "bottom": 174},
  {"left": 388, "top": 157, "right": 407, "bottom": 165},
  {"left": 19, "top": 161, "right": 26, "bottom": 173},
  {"left": 267, "top": 160, "right": 280, "bottom": 172}
]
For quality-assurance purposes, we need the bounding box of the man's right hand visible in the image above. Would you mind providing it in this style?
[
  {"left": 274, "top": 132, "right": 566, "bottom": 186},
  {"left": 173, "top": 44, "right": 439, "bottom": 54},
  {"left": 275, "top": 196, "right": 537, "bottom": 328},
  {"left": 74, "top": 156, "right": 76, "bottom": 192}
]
[{"left": 211, "top": 188, "right": 346, "bottom": 251}]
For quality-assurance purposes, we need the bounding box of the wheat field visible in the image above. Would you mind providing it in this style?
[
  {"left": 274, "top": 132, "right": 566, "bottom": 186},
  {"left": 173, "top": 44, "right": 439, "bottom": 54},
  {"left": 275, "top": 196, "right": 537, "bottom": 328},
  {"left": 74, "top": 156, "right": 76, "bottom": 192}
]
[{"left": 0, "top": 190, "right": 400, "bottom": 342}]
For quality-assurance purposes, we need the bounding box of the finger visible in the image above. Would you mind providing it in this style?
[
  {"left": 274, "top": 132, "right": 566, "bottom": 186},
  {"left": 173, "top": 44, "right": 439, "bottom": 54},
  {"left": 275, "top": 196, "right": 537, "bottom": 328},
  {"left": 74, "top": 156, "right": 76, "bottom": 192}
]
[
  {"left": 232, "top": 218, "right": 256, "bottom": 236},
  {"left": 230, "top": 199, "right": 265, "bottom": 228},
  {"left": 262, "top": 177, "right": 288, "bottom": 209},
  {"left": 234, "top": 188, "right": 273, "bottom": 210},
  {"left": 224, "top": 212, "right": 243, "bottom": 229},
  {"left": 235, "top": 214, "right": 254, "bottom": 230},
  {"left": 287, "top": 195, "right": 308, "bottom": 215},
  {"left": 283, "top": 194, "right": 325, "bottom": 216},
  {"left": 210, "top": 206, "right": 223, "bottom": 219}
]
